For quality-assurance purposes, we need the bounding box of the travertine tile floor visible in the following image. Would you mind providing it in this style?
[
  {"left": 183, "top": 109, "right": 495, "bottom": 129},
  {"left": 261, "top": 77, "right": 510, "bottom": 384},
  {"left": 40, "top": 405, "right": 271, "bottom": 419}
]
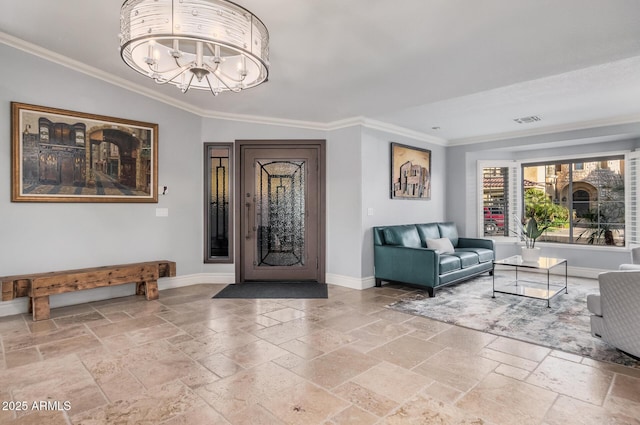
[{"left": 1, "top": 283, "right": 639, "bottom": 424}]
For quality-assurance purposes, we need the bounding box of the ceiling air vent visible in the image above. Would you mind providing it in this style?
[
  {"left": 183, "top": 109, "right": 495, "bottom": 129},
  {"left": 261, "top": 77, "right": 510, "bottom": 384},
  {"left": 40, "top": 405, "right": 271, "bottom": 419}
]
[{"left": 513, "top": 115, "right": 542, "bottom": 124}]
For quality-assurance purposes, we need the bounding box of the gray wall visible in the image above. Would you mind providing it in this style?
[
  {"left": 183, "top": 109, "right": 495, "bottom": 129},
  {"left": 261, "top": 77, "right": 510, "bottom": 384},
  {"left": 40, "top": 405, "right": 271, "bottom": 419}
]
[
  {"left": 0, "top": 44, "right": 204, "bottom": 277},
  {"left": 325, "top": 126, "right": 363, "bottom": 278}
]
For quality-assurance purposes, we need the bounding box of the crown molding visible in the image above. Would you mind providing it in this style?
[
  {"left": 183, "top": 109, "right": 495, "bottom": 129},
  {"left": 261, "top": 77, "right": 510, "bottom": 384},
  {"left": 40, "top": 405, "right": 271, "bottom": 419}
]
[
  {"left": 360, "top": 118, "right": 448, "bottom": 146},
  {"left": 200, "top": 109, "right": 327, "bottom": 130},
  {"left": 0, "top": 31, "right": 208, "bottom": 117},
  {"left": 1, "top": 31, "right": 447, "bottom": 145},
  {"left": 448, "top": 113, "right": 640, "bottom": 146},
  {"left": 12, "top": 31, "right": 636, "bottom": 149},
  {"left": 325, "top": 116, "right": 448, "bottom": 145}
]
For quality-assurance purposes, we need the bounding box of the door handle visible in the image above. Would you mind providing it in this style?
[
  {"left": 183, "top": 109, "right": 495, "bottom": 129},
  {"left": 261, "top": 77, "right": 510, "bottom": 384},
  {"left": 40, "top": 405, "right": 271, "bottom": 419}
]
[{"left": 245, "top": 202, "right": 251, "bottom": 240}]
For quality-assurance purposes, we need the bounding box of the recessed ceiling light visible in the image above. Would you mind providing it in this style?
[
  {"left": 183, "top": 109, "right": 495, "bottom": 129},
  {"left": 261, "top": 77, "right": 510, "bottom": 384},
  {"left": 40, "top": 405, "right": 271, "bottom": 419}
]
[{"left": 513, "top": 115, "right": 541, "bottom": 124}]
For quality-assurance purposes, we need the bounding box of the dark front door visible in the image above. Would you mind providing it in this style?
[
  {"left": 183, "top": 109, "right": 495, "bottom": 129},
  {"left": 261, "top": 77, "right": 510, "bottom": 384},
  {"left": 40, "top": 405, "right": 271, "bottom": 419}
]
[{"left": 237, "top": 141, "right": 324, "bottom": 282}]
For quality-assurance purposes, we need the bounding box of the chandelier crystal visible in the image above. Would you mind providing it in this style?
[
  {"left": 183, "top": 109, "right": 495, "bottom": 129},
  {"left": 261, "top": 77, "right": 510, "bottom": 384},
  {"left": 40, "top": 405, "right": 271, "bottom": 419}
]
[{"left": 119, "top": 0, "right": 269, "bottom": 96}]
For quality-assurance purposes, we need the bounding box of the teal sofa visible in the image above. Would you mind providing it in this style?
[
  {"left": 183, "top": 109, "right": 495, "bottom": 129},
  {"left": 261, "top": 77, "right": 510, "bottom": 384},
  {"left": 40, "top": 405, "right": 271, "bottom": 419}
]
[{"left": 373, "top": 222, "right": 494, "bottom": 296}]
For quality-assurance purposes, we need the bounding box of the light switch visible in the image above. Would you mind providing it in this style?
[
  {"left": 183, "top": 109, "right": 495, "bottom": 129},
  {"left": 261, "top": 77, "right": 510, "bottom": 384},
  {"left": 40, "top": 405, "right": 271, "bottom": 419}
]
[
  {"left": 156, "top": 208, "right": 169, "bottom": 217},
  {"left": 367, "top": 208, "right": 374, "bottom": 216}
]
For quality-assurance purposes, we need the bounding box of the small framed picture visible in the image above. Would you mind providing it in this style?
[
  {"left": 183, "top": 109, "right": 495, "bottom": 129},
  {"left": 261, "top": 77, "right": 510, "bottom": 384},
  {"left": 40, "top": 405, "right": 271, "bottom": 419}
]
[{"left": 390, "top": 142, "right": 431, "bottom": 200}]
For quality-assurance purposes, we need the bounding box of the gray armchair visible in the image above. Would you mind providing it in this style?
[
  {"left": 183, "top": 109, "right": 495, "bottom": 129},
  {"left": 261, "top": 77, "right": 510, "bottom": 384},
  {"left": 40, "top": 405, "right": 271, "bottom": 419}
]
[
  {"left": 618, "top": 246, "right": 640, "bottom": 270},
  {"left": 587, "top": 271, "right": 640, "bottom": 359}
]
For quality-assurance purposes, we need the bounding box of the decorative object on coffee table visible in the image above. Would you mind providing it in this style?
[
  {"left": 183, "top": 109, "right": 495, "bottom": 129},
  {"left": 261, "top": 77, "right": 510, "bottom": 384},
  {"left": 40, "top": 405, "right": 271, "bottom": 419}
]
[{"left": 513, "top": 214, "right": 550, "bottom": 263}]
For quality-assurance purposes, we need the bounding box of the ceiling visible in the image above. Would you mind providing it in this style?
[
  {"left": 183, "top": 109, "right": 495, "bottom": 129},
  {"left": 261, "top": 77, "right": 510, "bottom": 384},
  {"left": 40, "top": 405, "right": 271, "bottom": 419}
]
[{"left": 2, "top": 0, "right": 640, "bottom": 144}]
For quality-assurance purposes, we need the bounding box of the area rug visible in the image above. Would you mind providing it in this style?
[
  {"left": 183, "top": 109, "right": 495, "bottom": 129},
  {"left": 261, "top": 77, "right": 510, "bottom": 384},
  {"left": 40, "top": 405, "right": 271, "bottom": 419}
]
[
  {"left": 212, "top": 282, "right": 328, "bottom": 299},
  {"left": 387, "top": 273, "right": 640, "bottom": 368}
]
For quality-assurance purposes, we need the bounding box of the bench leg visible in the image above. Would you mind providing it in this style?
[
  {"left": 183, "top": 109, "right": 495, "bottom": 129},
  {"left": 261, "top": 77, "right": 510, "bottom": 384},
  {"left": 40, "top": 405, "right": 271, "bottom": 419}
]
[
  {"left": 143, "top": 280, "right": 159, "bottom": 300},
  {"left": 31, "top": 296, "right": 50, "bottom": 321}
]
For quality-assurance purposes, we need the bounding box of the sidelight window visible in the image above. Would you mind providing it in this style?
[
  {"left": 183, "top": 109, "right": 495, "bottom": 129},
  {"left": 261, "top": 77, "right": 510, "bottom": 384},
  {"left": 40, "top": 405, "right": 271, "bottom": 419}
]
[{"left": 204, "top": 143, "right": 233, "bottom": 263}]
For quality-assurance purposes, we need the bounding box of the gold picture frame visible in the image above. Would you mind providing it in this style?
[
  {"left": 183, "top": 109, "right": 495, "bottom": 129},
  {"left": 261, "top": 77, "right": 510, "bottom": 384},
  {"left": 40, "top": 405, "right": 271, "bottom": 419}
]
[
  {"left": 11, "top": 102, "right": 158, "bottom": 203},
  {"left": 391, "top": 142, "right": 431, "bottom": 200}
]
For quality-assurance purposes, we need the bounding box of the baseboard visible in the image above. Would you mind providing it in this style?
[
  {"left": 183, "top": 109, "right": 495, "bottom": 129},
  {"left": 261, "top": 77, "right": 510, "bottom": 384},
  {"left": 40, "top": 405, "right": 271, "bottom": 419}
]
[
  {"left": 159, "top": 273, "right": 235, "bottom": 288},
  {"left": 0, "top": 298, "right": 29, "bottom": 318},
  {"left": 567, "top": 267, "right": 605, "bottom": 279},
  {"left": 0, "top": 273, "right": 235, "bottom": 318},
  {"left": 325, "top": 273, "right": 376, "bottom": 290}
]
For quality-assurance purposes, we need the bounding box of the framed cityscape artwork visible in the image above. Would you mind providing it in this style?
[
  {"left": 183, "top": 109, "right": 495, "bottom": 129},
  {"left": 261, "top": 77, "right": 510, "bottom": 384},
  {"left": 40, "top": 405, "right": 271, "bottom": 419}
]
[
  {"left": 11, "top": 102, "right": 158, "bottom": 203},
  {"left": 390, "top": 142, "right": 431, "bottom": 200}
]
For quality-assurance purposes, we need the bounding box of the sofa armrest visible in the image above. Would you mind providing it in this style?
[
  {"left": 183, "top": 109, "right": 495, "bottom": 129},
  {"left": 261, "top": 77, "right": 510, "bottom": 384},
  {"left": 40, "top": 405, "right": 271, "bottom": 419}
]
[
  {"left": 618, "top": 263, "right": 640, "bottom": 270},
  {"left": 587, "top": 294, "right": 602, "bottom": 316},
  {"left": 457, "top": 237, "right": 495, "bottom": 251},
  {"left": 374, "top": 245, "right": 439, "bottom": 287}
]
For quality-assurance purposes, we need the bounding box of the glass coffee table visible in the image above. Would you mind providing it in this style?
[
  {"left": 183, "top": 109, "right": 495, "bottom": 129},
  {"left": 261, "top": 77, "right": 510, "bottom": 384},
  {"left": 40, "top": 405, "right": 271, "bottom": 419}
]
[{"left": 492, "top": 255, "right": 568, "bottom": 307}]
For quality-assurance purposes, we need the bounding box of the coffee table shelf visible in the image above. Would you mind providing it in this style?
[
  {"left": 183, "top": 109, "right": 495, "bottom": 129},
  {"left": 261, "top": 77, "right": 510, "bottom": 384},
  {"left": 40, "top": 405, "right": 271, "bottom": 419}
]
[{"left": 492, "top": 255, "right": 568, "bottom": 307}]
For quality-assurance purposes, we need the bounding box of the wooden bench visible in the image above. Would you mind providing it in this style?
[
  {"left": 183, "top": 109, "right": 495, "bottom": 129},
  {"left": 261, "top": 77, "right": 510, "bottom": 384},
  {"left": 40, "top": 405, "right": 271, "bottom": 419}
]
[{"left": 1, "top": 260, "right": 176, "bottom": 321}]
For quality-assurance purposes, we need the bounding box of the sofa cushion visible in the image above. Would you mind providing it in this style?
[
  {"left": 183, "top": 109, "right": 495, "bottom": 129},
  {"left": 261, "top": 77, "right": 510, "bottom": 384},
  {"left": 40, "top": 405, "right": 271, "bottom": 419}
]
[
  {"left": 455, "top": 247, "right": 494, "bottom": 263},
  {"left": 439, "top": 255, "right": 461, "bottom": 274},
  {"left": 449, "top": 251, "right": 479, "bottom": 268},
  {"left": 382, "top": 225, "right": 421, "bottom": 248},
  {"left": 416, "top": 223, "right": 440, "bottom": 246},
  {"left": 426, "top": 237, "right": 455, "bottom": 254},
  {"left": 437, "top": 222, "right": 459, "bottom": 247}
]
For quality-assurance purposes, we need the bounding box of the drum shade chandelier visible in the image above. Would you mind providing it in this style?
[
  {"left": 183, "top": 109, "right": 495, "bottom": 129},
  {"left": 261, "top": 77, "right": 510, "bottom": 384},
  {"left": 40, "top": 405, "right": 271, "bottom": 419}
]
[{"left": 119, "top": 0, "right": 269, "bottom": 96}]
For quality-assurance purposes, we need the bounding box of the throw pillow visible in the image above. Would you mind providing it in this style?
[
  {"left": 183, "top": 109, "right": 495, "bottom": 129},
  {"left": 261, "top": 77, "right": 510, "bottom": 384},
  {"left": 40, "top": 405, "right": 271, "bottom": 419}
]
[{"left": 426, "top": 237, "right": 455, "bottom": 254}]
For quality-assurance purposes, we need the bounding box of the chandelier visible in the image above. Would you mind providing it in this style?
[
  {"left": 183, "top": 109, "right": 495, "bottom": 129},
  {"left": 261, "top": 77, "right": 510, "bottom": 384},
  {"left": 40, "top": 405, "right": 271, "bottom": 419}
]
[{"left": 119, "top": 0, "right": 269, "bottom": 96}]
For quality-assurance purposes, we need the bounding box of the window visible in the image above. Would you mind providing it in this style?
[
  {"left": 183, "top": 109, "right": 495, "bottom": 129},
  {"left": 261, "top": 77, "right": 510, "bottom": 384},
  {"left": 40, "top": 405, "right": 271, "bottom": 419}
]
[
  {"left": 482, "top": 167, "right": 509, "bottom": 236},
  {"left": 522, "top": 155, "right": 625, "bottom": 246},
  {"left": 204, "top": 143, "right": 233, "bottom": 263},
  {"left": 479, "top": 162, "right": 521, "bottom": 238}
]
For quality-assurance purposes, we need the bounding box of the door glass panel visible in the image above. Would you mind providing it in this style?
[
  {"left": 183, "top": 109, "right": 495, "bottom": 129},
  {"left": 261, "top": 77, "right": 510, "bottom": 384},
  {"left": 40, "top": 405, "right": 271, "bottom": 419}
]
[
  {"left": 204, "top": 143, "right": 232, "bottom": 263},
  {"left": 255, "top": 159, "right": 305, "bottom": 267}
]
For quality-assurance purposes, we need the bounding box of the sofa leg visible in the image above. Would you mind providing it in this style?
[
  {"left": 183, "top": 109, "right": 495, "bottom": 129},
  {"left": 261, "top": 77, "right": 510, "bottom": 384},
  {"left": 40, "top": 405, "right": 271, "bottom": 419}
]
[
  {"left": 489, "top": 270, "right": 494, "bottom": 276},
  {"left": 427, "top": 287, "right": 434, "bottom": 297},
  {"left": 375, "top": 278, "right": 382, "bottom": 287}
]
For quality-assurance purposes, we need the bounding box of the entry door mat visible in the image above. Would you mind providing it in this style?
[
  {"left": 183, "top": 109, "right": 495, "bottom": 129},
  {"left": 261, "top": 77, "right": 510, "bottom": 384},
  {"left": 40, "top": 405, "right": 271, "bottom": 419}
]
[
  {"left": 212, "top": 282, "right": 328, "bottom": 299},
  {"left": 387, "top": 273, "right": 640, "bottom": 368}
]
